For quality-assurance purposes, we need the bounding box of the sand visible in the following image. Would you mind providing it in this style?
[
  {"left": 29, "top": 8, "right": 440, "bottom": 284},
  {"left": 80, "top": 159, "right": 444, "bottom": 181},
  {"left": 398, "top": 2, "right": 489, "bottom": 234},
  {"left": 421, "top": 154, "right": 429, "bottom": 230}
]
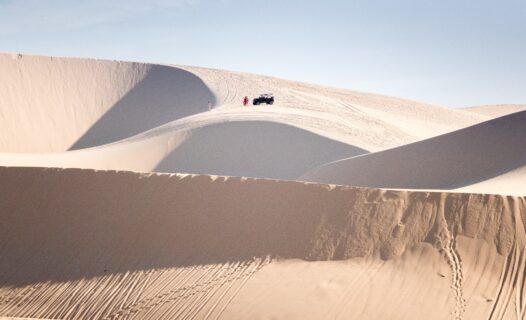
[
  {"left": 0, "top": 52, "right": 525, "bottom": 320},
  {"left": 0, "top": 53, "right": 488, "bottom": 180},
  {"left": 0, "top": 167, "right": 525, "bottom": 319},
  {"left": 301, "top": 111, "right": 526, "bottom": 196}
]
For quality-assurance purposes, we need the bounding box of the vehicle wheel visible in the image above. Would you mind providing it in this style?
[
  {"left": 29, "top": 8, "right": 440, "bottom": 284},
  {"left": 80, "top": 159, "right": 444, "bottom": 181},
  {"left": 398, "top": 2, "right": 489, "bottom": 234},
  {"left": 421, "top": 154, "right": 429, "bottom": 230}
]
[{"left": 269, "top": 100, "right": 274, "bottom": 105}]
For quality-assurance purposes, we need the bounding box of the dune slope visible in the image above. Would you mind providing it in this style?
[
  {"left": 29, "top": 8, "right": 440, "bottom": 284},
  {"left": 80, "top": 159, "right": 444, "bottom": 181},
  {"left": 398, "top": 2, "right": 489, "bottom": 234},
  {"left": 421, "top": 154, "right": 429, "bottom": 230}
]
[
  {"left": 301, "top": 111, "right": 526, "bottom": 195},
  {"left": 0, "top": 53, "right": 216, "bottom": 152},
  {"left": 0, "top": 53, "right": 487, "bottom": 155},
  {"left": 0, "top": 167, "right": 525, "bottom": 319}
]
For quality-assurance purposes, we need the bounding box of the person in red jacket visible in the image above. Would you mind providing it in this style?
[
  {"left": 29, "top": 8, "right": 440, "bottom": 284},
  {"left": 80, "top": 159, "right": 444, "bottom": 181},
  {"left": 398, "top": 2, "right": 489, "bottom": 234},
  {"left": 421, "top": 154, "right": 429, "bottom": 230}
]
[{"left": 243, "top": 96, "right": 249, "bottom": 106}]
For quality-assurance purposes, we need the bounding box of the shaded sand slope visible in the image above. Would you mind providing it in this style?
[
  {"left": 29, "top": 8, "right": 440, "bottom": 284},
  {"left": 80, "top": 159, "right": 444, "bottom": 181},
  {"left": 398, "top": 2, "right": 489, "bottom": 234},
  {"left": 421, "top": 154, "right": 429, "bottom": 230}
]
[
  {"left": 0, "top": 53, "right": 215, "bottom": 152},
  {"left": 1, "top": 167, "right": 525, "bottom": 319},
  {"left": 0, "top": 120, "right": 367, "bottom": 180},
  {"left": 301, "top": 111, "right": 526, "bottom": 195},
  {"left": 154, "top": 121, "right": 367, "bottom": 179}
]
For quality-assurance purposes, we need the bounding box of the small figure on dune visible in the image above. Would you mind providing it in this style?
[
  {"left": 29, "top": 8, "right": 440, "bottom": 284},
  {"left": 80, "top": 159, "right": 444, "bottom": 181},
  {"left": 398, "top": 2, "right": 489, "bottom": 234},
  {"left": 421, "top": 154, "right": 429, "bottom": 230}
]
[
  {"left": 208, "top": 100, "right": 212, "bottom": 111},
  {"left": 243, "top": 96, "right": 249, "bottom": 106}
]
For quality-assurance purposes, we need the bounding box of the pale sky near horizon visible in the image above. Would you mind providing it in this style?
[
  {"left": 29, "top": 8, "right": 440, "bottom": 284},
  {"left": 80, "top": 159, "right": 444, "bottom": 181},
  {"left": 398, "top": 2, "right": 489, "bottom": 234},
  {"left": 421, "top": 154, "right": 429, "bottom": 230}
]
[{"left": 0, "top": 0, "right": 524, "bottom": 107}]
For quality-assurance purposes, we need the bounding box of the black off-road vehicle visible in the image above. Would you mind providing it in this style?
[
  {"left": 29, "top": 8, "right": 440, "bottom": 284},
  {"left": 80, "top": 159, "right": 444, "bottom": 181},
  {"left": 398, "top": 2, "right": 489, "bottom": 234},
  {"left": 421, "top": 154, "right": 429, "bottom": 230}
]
[{"left": 252, "top": 93, "right": 274, "bottom": 105}]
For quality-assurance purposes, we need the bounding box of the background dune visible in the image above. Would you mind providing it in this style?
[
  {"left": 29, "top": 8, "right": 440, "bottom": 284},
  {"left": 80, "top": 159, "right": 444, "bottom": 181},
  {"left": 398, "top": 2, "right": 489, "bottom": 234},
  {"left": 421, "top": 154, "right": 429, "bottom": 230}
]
[
  {"left": 301, "top": 111, "right": 526, "bottom": 195},
  {"left": 0, "top": 53, "right": 215, "bottom": 152},
  {"left": 0, "top": 119, "right": 367, "bottom": 180},
  {"left": 0, "top": 53, "right": 486, "bottom": 154},
  {"left": 0, "top": 53, "right": 491, "bottom": 181}
]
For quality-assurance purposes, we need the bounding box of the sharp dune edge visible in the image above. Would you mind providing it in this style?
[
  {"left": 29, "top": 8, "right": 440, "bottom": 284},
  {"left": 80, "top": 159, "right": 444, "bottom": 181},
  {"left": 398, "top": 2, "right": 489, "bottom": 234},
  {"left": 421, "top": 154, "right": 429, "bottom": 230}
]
[{"left": 1, "top": 53, "right": 525, "bottom": 320}]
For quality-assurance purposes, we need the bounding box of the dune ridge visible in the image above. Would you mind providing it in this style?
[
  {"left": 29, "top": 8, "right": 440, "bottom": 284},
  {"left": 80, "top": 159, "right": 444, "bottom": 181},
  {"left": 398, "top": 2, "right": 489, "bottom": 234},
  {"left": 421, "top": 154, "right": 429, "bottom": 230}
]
[{"left": 0, "top": 167, "right": 525, "bottom": 319}]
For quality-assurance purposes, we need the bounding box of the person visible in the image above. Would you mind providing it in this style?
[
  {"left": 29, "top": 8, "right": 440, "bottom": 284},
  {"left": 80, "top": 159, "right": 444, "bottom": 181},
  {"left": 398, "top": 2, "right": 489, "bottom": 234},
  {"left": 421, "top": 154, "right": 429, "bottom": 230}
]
[
  {"left": 208, "top": 100, "right": 212, "bottom": 111},
  {"left": 243, "top": 96, "right": 249, "bottom": 106}
]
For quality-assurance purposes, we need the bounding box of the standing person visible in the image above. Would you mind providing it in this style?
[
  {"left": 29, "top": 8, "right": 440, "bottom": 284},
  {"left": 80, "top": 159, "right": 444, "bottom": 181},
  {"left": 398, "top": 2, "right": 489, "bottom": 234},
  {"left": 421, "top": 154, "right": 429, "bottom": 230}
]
[
  {"left": 243, "top": 96, "right": 249, "bottom": 106},
  {"left": 208, "top": 100, "right": 212, "bottom": 111}
]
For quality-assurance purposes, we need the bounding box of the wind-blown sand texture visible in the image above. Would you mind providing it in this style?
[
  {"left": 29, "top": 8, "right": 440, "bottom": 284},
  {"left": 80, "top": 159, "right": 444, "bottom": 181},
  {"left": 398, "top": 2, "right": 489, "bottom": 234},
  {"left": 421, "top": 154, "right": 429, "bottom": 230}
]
[{"left": 0, "top": 53, "right": 525, "bottom": 319}]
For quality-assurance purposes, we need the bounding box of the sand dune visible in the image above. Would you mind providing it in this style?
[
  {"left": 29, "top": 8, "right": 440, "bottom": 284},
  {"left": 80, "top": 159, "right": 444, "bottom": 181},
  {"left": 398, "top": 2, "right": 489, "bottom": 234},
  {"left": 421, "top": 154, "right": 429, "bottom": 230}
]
[
  {"left": 0, "top": 53, "right": 215, "bottom": 152},
  {"left": 0, "top": 167, "right": 524, "bottom": 319},
  {"left": 0, "top": 120, "right": 367, "bottom": 180},
  {"left": 1, "top": 53, "right": 525, "bottom": 320},
  {"left": 301, "top": 111, "right": 526, "bottom": 195},
  {"left": 0, "top": 53, "right": 490, "bottom": 181},
  {"left": 0, "top": 53, "right": 486, "bottom": 154}
]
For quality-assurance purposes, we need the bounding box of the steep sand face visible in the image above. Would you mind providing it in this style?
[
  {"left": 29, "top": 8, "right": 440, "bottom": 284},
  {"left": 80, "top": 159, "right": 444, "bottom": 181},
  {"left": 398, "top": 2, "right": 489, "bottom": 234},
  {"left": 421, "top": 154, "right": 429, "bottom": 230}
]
[
  {"left": 0, "top": 53, "right": 215, "bottom": 152},
  {"left": 301, "top": 111, "right": 526, "bottom": 195},
  {"left": 0, "top": 167, "right": 524, "bottom": 319}
]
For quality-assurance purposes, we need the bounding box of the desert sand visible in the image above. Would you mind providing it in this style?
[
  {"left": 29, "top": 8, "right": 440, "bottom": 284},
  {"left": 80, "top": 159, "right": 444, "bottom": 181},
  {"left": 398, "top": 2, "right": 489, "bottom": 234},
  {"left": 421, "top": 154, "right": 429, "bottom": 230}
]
[
  {"left": 0, "top": 53, "right": 525, "bottom": 320},
  {"left": 301, "top": 111, "right": 526, "bottom": 195}
]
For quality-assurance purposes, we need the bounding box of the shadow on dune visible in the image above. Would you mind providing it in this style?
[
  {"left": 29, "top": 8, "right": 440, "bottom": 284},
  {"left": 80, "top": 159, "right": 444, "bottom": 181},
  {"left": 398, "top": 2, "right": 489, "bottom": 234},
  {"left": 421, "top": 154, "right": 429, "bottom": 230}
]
[
  {"left": 155, "top": 121, "right": 368, "bottom": 180},
  {"left": 302, "top": 111, "right": 526, "bottom": 190},
  {"left": 69, "top": 65, "right": 216, "bottom": 150}
]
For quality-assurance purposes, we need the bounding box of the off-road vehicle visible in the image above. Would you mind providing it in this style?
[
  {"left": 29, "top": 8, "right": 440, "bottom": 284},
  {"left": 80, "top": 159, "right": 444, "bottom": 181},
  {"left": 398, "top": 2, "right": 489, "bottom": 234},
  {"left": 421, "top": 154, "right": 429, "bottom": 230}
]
[{"left": 252, "top": 93, "right": 274, "bottom": 105}]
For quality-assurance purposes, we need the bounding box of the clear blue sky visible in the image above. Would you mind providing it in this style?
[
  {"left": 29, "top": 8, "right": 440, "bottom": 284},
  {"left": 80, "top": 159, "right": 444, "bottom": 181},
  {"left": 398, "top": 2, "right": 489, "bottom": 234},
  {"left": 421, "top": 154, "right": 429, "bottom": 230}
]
[{"left": 1, "top": 0, "right": 525, "bottom": 107}]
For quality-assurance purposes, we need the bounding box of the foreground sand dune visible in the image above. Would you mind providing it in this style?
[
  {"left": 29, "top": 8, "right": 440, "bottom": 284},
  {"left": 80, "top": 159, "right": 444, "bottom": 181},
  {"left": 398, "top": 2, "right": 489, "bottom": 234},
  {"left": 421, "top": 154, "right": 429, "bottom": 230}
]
[
  {"left": 0, "top": 167, "right": 525, "bottom": 319},
  {"left": 301, "top": 111, "right": 526, "bottom": 195}
]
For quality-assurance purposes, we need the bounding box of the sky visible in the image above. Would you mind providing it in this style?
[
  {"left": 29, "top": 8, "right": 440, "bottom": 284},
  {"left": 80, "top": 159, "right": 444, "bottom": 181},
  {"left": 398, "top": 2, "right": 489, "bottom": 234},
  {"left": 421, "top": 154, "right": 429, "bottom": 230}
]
[{"left": 0, "top": 0, "right": 525, "bottom": 107}]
